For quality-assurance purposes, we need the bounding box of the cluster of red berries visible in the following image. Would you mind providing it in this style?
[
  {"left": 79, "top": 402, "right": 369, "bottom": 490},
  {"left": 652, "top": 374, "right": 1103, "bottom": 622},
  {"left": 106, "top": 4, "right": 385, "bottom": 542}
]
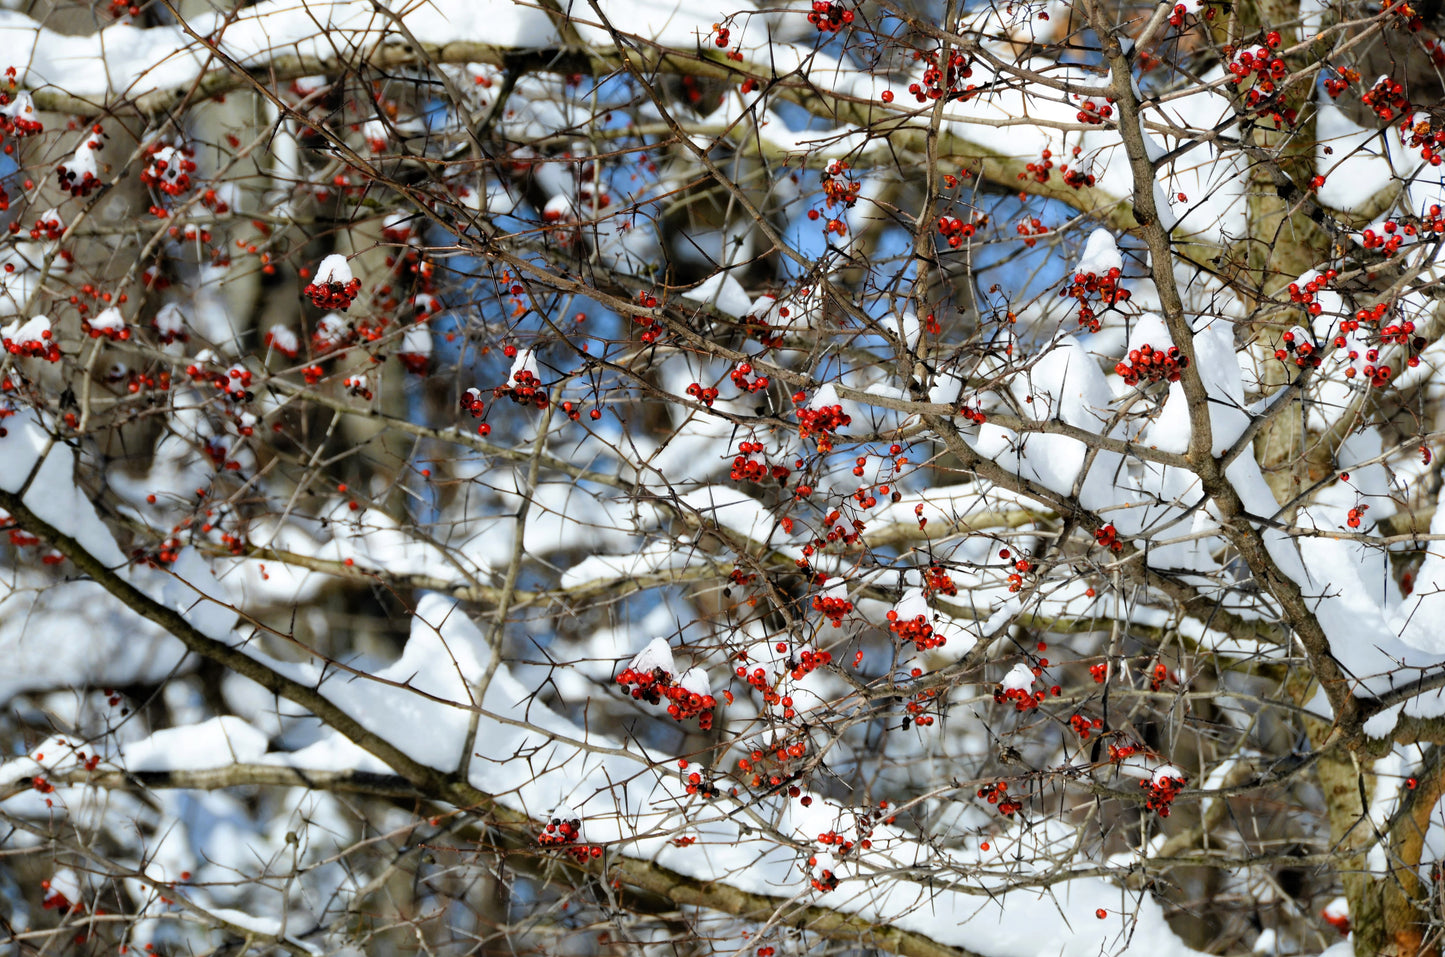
[
  {"left": 1005, "top": 552, "right": 1033, "bottom": 592},
  {"left": 1361, "top": 220, "right": 1410, "bottom": 255},
  {"left": 1115, "top": 343, "right": 1188, "bottom": 386},
  {"left": 614, "top": 666, "right": 717, "bottom": 729},
  {"left": 1323, "top": 66, "right": 1360, "bottom": 99},
  {"left": 795, "top": 399, "right": 851, "bottom": 451},
  {"left": 304, "top": 276, "right": 362, "bottom": 311},
  {"left": 139, "top": 144, "right": 198, "bottom": 196},
  {"left": 909, "top": 49, "right": 973, "bottom": 102},
  {"left": 1074, "top": 98, "right": 1114, "bottom": 124},
  {"left": 821, "top": 160, "right": 861, "bottom": 209},
  {"left": 924, "top": 564, "right": 957, "bottom": 596},
  {"left": 460, "top": 387, "right": 486, "bottom": 419},
  {"left": 977, "top": 781, "right": 1023, "bottom": 815},
  {"left": 994, "top": 681, "right": 1050, "bottom": 712},
  {"left": 1090, "top": 662, "right": 1108, "bottom": 683},
  {"left": 1141, "top": 773, "right": 1186, "bottom": 817},
  {"left": 682, "top": 763, "right": 721, "bottom": 799},
  {"left": 712, "top": 23, "right": 731, "bottom": 46},
  {"left": 538, "top": 817, "right": 604, "bottom": 863},
  {"left": 0, "top": 93, "right": 43, "bottom": 142},
  {"left": 730, "top": 446, "right": 790, "bottom": 484},
  {"left": 82, "top": 316, "right": 129, "bottom": 341},
  {"left": 185, "top": 361, "right": 254, "bottom": 403},
  {"left": 1347, "top": 503, "right": 1369, "bottom": 528},
  {"left": 494, "top": 369, "right": 549, "bottom": 409},
  {"left": 1070, "top": 713, "right": 1105, "bottom": 739},
  {"left": 937, "top": 213, "right": 985, "bottom": 248},
  {"left": 1402, "top": 116, "right": 1445, "bottom": 166},
  {"left": 903, "top": 685, "right": 939, "bottom": 728},
  {"left": 730, "top": 361, "right": 770, "bottom": 392},
  {"left": 812, "top": 594, "right": 854, "bottom": 627},
  {"left": 1273, "top": 329, "right": 1321, "bottom": 369},
  {"left": 686, "top": 381, "right": 720, "bottom": 406},
  {"left": 1094, "top": 524, "right": 1123, "bottom": 553},
  {"left": 1225, "top": 36, "right": 1298, "bottom": 126},
  {"left": 1146, "top": 661, "right": 1172, "bottom": 691},
  {"left": 1166, "top": 1, "right": 1216, "bottom": 26},
  {"left": 811, "top": 870, "right": 839, "bottom": 892},
  {"left": 1362, "top": 75, "right": 1409, "bottom": 122},
  {"left": 1015, "top": 217, "right": 1048, "bottom": 247},
  {"left": 737, "top": 738, "right": 808, "bottom": 785},
  {"left": 888, "top": 610, "right": 944, "bottom": 650},
  {"left": 1061, "top": 266, "right": 1129, "bottom": 332},
  {"left": 1285, "top": 270, "right": 1334, "bottom": 314},
  {"left": 25, "top": 210, "right": 63, "bottom": 242},
  {"left": 807, "top": 0, "right": 853, "bottom": 31},
  {"left": 1107, "top": 738, "right": 1143, "bottom": 762},
  {"left": 3, "top": 328, "right": 59, "bottom": 362},
  {"left": 1021, "top": 148, "right": 1057, "bottom": 185}
]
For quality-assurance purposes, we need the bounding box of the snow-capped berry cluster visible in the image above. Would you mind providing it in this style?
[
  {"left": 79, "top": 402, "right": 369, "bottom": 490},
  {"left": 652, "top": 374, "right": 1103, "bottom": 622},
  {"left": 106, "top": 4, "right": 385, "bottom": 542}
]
[
  {"left": 56, "top": 133, "right": 104, "bottom": 197},
  {"left": 3, "top": 316, "right": 59, "bottom": 361},
  {"left": 1141, "top": 767, "right": 1186, "bottom": 817},
  {"left": 795, "top": 390, "right": 851, "bottom": 451},
  {"left": 460, "top": 388, "right": 486, "bottom": 418},
  {"left": 1274, "top": 328, "right": 1321, "bottom": 369},
  {"left": 140, "top": 144, "right": 198, "bottom": 197},
  {"left": 806, "top": 0, "right": 853, "bottom": 32},
  {"left": 937, "top": 213, "right": 986, "bottom": 248},
  {"left": 1061, "top": 266, "right": 1130, "bottom": 333},
  {"left": 1361, "top": 75, "right": 1409, "bottom": 122},
  {"left": 1286, "top": 270, "right": 1334, "bottom": 313},
  {"left": 153, "top": 304, "right": 188, "bottom": 344},
  {"left": 493, "top": 368, "right": 549, "bottom": 408},
  {"left": 1115, "top": 343, "right": 1188, "bottom": 385},
  {"left": 887, "top": 610, "right": 944, "bottom": 650},
  {"left": 994, "top": 661, "right": 1046, "bottom": 712},
  {"left": 0, "top": 89, "right": 43, "bottom": 139},
  {"left": 615, "top": 640, "right": 716, "bottom": 730},
  {"left": 82, "top": 308, "right": 129, "bottom": 341},
  {"left": 26, "top": 209, "right": 63, "bottom": 242},
  {"left": 305, "top": 255, "right": 362, "bottom": 311},
  {"left": 395, "top": 323, "right": 432, "bottom": 375},
  {"left": 264, "top": 325, "right": 300, "bottom": 359},
  {"left": 812, "top": 592, "right": 853, "bottom": 627},
  {"left": 537, "top": 816, "right": 603, "bottom": 862}
]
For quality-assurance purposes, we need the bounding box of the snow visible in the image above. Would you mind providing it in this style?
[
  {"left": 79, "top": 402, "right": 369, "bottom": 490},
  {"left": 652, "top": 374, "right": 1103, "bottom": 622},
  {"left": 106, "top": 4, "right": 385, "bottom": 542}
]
[
  {"left": 1000, "top": 662, "right": 1035, "bottom": 692},
  {"left": 89, "top": 307, "right": 124, "bottom": 331},
  {"left": 1075, "top": 228, "right": 1122, "bottom": 275},
  {"left": 628, "top": 637, "right": 676, "bottom": 675},
  {"left": 314, "top": 253, "right": 351, "bottom": 285}
]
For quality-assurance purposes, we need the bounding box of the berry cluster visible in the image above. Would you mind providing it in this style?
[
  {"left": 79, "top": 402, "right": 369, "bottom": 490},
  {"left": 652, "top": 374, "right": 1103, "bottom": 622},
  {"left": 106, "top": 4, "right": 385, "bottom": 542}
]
[
  {"left": 795, "top": 397, "right": 851, "bottom": 451},
  {"left": 1005, "top": 552, "right": 1033, "bottom": 592},
  {"left": 56, "top": 135, "right": 103, "bottom": 198},
  {"left": 1146, "top": 661, "right": 1172, "bottom": 691},
  {"left": 820, "top": 160, "right": 861, "bottom": 209},
  {"left": 1090, "top": 662, "right": 1108, "bottom": 683},
  {"left": 908, "top": 49, "right": 974, "bottom": 102},
  {"left": 1403, "top": 116, "right": 1445, "bottom": 166},
  {"left": 1286, "top": 270, "right": 1333, "bottom": 314},
  {"left": 1274, "top": 329, "right": 1321, "bottom": 369},
  {"left": 903, "top": 685, "right": 939, "bottom": 727},
  {"left": 82, "top": 311, "right": 129, "bottom": 341},
  {"left": 807, "top": 0, "right": 853, "bottom": 31},
  {"left": 812, "top": 593, "right": 854, "bottom": 627},
  {"left": 140, "top": 144, "right": 198, "bottom": 197},
  {"left": 1225, "top": 36, "right": 1298, "bottom": 126},
  {"left": 460, "top": 387, "right": 486, "bottom": 418},
  {"left": 887, "top": 610, "right": 944, "bottom": 650},
  {"left": 1361, "top": 220, "right": 1409, "bottom": 255},
  {"left": 1070, "top": 713, "right": 1105, "bottom": 739},
  {"left": 1015, "top": 216, "right": 1048, "bottom": 247},
  {"left": 924, "top": 564, "right": 957, "bottom": 597},
  {"left": 686, "top": 381, "right": 720, "bottom": 406},
  {"left": 305, "top": 276, "right": 362, "bottom": 311},
  {"left": 737, "top": 738, "right": 808, "bottom": 786},
  {"left": 730, "top": 362, "right": 771, "bottom": 394},
  {"left": 493, "top": 368, "right": 549, "bottom": 409},
  {"left": 977, "top": 781, "right": 1023, "bottom": 816},
  {"left": 681, "top": 762, "right": 721, "bottom": 799},
  {"left": 615, "top": 666, "right": 717, "bottom": 729},
  {"left": 1093, "top": 524, "right": 1122, "bottom": 553},
  {"left": 1347, "top": 503, "right": 1369, "bottom": 528},
  {"left": 1324, "top": 66, "right": 1360, "bottom": 99},
  {"left": 1362, "top": 76, "right": 1409, "bottom": 122},
  {"left": 1114, "top": 343, "right": 1188, "bottom": 385},
  {"left": 994, "top": 680, "right": 1048, "bottom": 711},
  {"left": 1141, "top": 772, "right": 1186, "bottom": 817},
  {"left": 538, "top": 817, "right": 604, "bottom": 863},
  {"left": 1074, "top": 98, "right": 1115, "bottom": 124},
  {"left": 1060, "top": 266, "right": 1129, "bottom": 332},
  {"left": 3, "top": 319, "right": 59, "bottom": 361},
  {"left": 937, "top": 213, "right": 986, "bottom": 248},
  {"left": 730, "top": 442, "right": 791, "bottom": 484}
]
